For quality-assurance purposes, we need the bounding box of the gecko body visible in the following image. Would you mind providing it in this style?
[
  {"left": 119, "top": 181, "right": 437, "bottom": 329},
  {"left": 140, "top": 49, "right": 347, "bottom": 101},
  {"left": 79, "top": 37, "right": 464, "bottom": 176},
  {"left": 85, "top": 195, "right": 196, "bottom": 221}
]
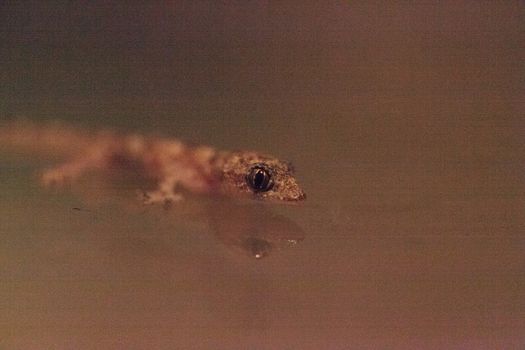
[{"left": 0, "top": 121, "right": 306, "bottom": 204}]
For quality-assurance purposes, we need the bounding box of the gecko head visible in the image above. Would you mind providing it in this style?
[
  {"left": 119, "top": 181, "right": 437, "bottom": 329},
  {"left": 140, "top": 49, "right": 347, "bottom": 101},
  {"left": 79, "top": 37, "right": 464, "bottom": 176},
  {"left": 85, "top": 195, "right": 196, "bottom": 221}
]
[{"left": 220, "top": 152, "right": 306, "bottom": 202}]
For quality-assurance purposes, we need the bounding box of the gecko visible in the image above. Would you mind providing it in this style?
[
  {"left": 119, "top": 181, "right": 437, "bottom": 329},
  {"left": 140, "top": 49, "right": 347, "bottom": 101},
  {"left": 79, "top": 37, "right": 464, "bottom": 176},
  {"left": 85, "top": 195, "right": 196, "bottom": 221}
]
[{"left": 0, "top": 120, "right": 306, "bottom": 205}]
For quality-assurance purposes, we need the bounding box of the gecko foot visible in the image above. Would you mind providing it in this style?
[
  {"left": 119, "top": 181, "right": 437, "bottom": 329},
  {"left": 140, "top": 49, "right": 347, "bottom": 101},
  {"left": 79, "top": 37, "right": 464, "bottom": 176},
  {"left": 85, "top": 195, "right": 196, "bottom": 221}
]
[{"left": 139, "top": 189, "right": 183, "bottom": 208}]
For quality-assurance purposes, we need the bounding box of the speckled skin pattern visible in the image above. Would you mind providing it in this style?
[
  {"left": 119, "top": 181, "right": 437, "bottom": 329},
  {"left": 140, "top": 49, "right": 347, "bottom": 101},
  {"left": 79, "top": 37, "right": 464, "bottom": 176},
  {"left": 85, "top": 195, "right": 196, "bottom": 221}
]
[
  {"left": 1, "top": 121, "right": 306, "bottom": 205},
  {"left": 219, "top": 151, "right": 305, "bottom": 201}
]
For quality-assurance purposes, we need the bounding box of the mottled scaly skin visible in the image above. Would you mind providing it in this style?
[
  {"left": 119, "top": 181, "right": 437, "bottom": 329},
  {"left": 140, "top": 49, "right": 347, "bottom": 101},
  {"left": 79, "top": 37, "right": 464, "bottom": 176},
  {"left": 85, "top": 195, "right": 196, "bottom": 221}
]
[
  {"left": 0, "top": 121, "right": 306, "bottom": 205},
  {"left": 217, "top": 151, "right": 305, "bottom": 201}
]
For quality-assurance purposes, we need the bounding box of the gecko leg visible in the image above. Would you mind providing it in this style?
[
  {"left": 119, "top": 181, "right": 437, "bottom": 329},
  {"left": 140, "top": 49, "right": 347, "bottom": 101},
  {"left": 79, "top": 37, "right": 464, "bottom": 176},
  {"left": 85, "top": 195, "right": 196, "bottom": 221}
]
[
  {"left": 141, "top": 174, "right": 184, "bottom": 206},
  {"left": 41, "top": 155, "right": 102, "bottom": 186}
]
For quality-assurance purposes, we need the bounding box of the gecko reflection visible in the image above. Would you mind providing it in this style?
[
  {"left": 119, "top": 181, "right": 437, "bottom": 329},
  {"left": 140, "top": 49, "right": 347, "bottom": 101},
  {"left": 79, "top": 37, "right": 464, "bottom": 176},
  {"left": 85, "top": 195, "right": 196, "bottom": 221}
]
[
  {"left": 59, "top": 167, "right": 305, "bottom": 259},
  {"left": 206, "top": 199, "right": 305, "bottom": 259},
  {"left": 73, "top": 194, "right": 305, "bottom": 259}
]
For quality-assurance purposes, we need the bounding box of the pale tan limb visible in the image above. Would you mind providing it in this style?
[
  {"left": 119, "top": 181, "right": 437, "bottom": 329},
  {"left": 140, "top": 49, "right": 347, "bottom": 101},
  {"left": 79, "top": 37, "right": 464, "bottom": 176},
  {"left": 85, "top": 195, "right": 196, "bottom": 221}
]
[
  {"left": 141, "top": 174, "right": 184, "bottom": 206},
  {"left": 40, "top": 139, "right": 115, "bottom": 186},
  {"left": 41, "top": 155, "right": 101, "bottom": 186}
]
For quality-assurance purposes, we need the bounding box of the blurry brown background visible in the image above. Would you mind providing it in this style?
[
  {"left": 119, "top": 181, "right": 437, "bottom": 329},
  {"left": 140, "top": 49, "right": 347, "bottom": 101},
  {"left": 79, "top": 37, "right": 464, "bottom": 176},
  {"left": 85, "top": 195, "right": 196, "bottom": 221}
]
[{"left": 1, "top": 1, "right": 524, "bottom": 349}]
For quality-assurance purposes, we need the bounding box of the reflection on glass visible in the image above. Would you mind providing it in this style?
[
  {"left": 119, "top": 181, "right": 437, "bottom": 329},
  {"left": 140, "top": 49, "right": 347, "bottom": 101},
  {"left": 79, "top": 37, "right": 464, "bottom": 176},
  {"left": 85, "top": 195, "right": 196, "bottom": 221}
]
[{"left": 206, "top": 198, "right": 305, "bottom": 259}]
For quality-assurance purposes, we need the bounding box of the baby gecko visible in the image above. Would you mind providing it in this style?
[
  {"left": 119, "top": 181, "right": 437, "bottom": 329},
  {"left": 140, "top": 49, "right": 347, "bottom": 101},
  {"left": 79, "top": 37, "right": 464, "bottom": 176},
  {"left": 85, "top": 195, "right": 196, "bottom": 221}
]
[{"left": 0, "top": 120, "right": 306, "bottom": 205}]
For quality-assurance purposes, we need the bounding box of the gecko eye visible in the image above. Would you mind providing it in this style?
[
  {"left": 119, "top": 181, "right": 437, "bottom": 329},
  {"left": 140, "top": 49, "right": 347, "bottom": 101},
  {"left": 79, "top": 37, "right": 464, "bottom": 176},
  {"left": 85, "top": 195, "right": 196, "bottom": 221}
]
[{"left": 246, "top": 165, "right": 273, "bottom": 192}]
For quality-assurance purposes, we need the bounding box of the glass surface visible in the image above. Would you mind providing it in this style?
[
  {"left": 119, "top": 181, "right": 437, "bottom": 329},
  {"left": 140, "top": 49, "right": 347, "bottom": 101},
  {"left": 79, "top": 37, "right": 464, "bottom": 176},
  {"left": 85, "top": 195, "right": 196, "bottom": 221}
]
[{"left": 1, "top": 2, "right": 524, "bottom": 349}]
